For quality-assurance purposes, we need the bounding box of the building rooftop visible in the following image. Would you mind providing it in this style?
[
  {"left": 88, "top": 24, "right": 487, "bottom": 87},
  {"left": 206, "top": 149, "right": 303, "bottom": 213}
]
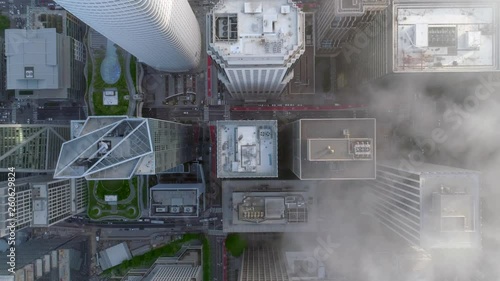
[
  {"left": 222, "top": 180, "right": 318, "bottom": 233},
  {"left": 394, "top": 3, "right": 497, "bottom": 72},
  {"left": 286, "top": 118, "right": 376, "bottom": 180},
  {"left": 5, "top": 28, "right": 72, "bottom": 98},
  {"left": 99, "top": 242, "right": 132, "bottom": 271},
  {"left": 240, "top": 247, "right": 289, "bottom": 281},
  {"left": 285, "top": 252, "right": 326, "bottom": 280},
  {"left": 55, "top": 116, "right": 191, "bottom": 180},
  {"left": 217, "top": 120, "right": 278, "bottom": 178},
  {"left": 150, "top": 187, "right": 199, "bottom": 218},
  {"left": 150, "top": 163, "right": 205, "bottom": 218},
  {"left": 121, "top": 246, "right": 202, "bottom": 281},
  {"left": 55, "top": 116, "right": 153, "bottom": 179},
  {"left": 208, "top": 0, "right": 304, "bottom": 66},
  {"left": 375, "top": 162, "right": 481, "bottom": 249},
  {"left": 0, "top": 124, "right": 70, "bottom": 173}
]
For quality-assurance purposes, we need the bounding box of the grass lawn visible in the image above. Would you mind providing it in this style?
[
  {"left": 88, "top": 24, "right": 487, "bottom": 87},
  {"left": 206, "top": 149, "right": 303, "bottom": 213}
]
[
  {"left": 86, "top": 54, "right": 92, "bottom": 90},
  {"left": 87, "top": 177, "right": 140, "bottom": 220},
  {"left": 96, "top": 180, "right": 130, "bottom": 201},
  {"left": 225, "top": 233, "right": 247, "bottom": 257}
]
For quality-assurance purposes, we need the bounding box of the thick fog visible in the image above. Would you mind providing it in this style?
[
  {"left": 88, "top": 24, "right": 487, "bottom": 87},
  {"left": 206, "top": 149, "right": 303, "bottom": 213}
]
[{"left": 276, "top": 73, "right": 500, "bottom": 281}]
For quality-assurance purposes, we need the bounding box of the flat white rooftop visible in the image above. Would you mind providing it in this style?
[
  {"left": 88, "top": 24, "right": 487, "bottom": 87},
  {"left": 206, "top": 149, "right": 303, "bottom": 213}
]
[
  {"left": 209, "top": 0, "right": 304, "bottom": 64},
  {"left": 217, "top": 120, "right": 278, "bottom": 178},
  {"left": 394, "top": 4, "right": 497, "bottom": 72}
]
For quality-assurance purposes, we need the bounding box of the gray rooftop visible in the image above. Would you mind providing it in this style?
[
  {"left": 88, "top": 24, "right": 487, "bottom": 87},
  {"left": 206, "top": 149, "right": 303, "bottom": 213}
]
[
  {"left": 208, "top": 0, "right": 304, "bottom": 64},
  {"left": 217, "top": 120, "right": 278, "bottom": 178},
  {"left": 150, "top": 186, "right": 200, "bottom": 218},
  {"left": 99, "top": 242, "right": 132, "bottom": 271},
  {"left": 5, "top": 28, "right": 70, "bottom": 97},
  {"left": 286, "top": 118, "right": 376, "bottom": 180},
  {"left": 393, "top": 2, "right": 498, "bottom": 72},
  {"left": 375, "top": 162, "right": 481, "bottom": 249},
  {"left": 222, "top": 180, "right": 318, "bottom": 233}
]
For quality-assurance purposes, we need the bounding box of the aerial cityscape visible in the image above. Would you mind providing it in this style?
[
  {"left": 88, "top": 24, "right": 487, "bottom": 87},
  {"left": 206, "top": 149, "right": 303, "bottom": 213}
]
[{"left": 0, "top": 0, "right": 499, "bottom": 280}]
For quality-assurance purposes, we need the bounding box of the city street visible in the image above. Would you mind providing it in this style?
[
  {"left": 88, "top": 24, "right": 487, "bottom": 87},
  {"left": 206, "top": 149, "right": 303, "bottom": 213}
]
[{"left": 209, "top": 235, "right": 226, "bottom": 281}]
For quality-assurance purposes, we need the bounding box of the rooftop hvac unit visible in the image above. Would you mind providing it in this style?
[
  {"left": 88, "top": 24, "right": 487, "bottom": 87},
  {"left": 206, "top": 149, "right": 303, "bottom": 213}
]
[
  {"left": 184, "top": 206, "right": 194, "bottom": 213},
  {"left": 170, "top": 206, "right": 181, "bottom": 213},
  {"left": 155, "top": 207, "right": 167, "bottom": 213},
  {"left": 259, "top": 128, "right": 272, "bottom": 139}
]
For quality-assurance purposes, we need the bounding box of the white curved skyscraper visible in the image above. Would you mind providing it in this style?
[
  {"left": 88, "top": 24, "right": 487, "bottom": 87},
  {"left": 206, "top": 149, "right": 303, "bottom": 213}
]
[{"left": 55, "top": 0, "right": 201, "bottom": 72}]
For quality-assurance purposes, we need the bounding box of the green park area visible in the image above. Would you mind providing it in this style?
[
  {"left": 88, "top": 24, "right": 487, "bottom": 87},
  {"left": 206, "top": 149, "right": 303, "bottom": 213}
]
[
  {"left": 103, "top": 233, "right": 211, "bottom": 281},
  {"left": 225, "top": 233, "right": 247, "bottom": 257},
  {"left": 91, "top": 48, "right": 129, "bottom": 115},
  {"left": 87, "top": 178, "right": 140, "bottom": 220}
]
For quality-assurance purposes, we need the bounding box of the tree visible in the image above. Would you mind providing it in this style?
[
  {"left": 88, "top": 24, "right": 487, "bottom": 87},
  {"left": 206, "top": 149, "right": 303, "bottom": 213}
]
[
  {"left": 225, "top": 233, "right": 247, "bottom": 257},
  {"left": 0, "top": 15, "right": 10, "bottom": 36}
]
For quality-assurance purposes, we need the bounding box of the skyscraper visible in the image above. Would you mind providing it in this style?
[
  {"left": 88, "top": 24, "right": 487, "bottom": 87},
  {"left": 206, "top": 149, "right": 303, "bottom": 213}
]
[
  {"left": 54, "top": 116, "right": 193, "bottom": 180},
  {"left": 367, "top": 161, "right": 481, "bottom": 250},
  {"left": 5, "top": 28, "right": 85, "bottom": 100},
  {"left": 0, "top": 175, "right": 87, "bottom": 237},
  {"left": 217, "top": 120, "right": 278, "bottom": 178},
  {"left": 0, "top": 124, "right": 70, "bottom": 173},
  {"left": 240, "top": 247, "right": 289, "bottom": 281},
  {"left": 54, "top": 0, "right": 201, "bottom": 72},
  {"left": 338, "top": 0, "right": 499, "bottom": 88},
  {"left": 207, "top": 0, "right": 305, "bottom": 101},
  {"left": 281, "top": 118, "right": 376, "bottom": 180},
  {"left": 315, "top": 0, "right": 388, "bottom": 55}
]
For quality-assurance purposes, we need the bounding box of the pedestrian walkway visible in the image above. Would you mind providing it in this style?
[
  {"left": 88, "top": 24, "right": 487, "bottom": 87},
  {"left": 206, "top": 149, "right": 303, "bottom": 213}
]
[
  {"left": 210, "top": 207, "right": 222, "bottom": 214},
  {"left": 203, "top": 106, "right": 209, "bottom": 122}
]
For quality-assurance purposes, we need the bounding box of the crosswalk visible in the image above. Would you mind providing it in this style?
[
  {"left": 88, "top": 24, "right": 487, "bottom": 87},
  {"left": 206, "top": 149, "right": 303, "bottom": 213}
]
[
  {"left": 204, "top": 106, "right": 209, "bottom": 122},
  {"left": 210, "top": 207, "right": 222, "bottom": 214}
]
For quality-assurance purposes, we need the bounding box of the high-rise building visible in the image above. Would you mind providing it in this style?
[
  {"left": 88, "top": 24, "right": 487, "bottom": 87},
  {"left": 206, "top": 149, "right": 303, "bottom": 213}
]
[
  {"left": 222, "top": 180, "right": 318, "bottom": 233},
  {"left": 367, "top": 161, "right": 481, "bottom": 250},
  {"left": 315, "top": 0, "right": 388, "bottom": 55},
  {"left": 207, "top": 0, "right": 305, "bottom": 101},
  {"left": 54, "top": 116, "right": 193, "bottom": 180},
  {"left": 5, "top": 28, "right": 86, "bottom": 100},
  {"left": 121, "top": 245, "right": 203, "bottom": 281},
  {"left": 149, "top": 163, "right": 205, "bottom": 218},
  {"left": 0, "top": 124, "right": 70, "bottom": 173},
  {"left": 239, "top": 246, "right": 326, "bottom": 281},
  {"left": 0, "top": 236, "right": 90, "bottom": 280},
  {"left": 240, "top": 247, "right": 289, "bottom": 281},
  {"left": 217, "top": 120, "right": 278, "bottom": 178},
  {"left": 338, "top": 0, "right": 499, "bottom": 88},
  {"left": 0, "top": 175, "right": 87, "bottom": 237},
  {"left": 55, "top": 0, "right": 201, "bottom": 72},
  {"left": 281, "top": 118, "right": 376, "bottom": 180}
]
